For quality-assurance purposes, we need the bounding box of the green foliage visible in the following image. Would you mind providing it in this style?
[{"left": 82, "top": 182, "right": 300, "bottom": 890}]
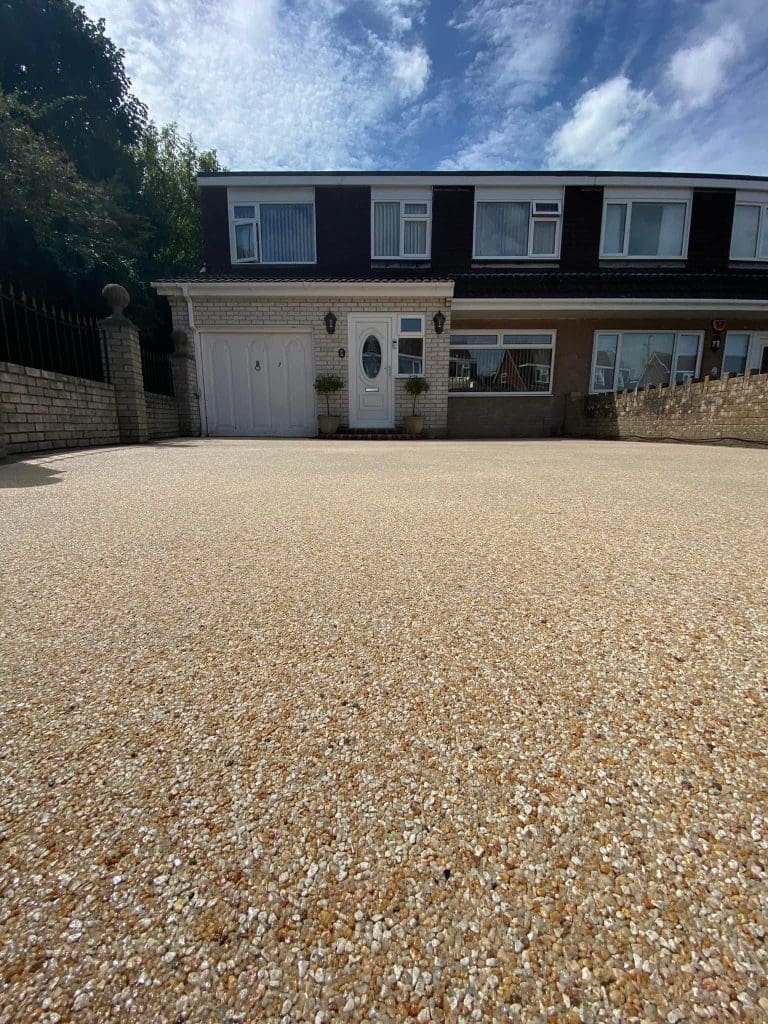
[
  {"left": 314, "top": 374, "right": 344, "bottom": 415},
  {"left": 0, "top": 0, "right": 147, "bottom": 180},
  {"left": 0, "top": 89, "right": 139, "bottom": 278},
  {"left": 404, "top": 375, "right": 430, "bottom": 414},
  {"left": 0, "top": 0, "right": 223, "bottom": 339}
]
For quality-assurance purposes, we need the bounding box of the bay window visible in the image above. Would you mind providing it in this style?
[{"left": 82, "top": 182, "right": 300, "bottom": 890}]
[
  {"left": 474, "top": 190, "right": 563, "bottom": 259},
  {"left": 601, "top": 192, "right": 690, "bottom": 258},
  {"left": 449, "top": 331, "right": 556, "bottom": 395},
  {"left": 228, "top": 189, "right": 316, "bottom": 264},
  {"left": 372, "top": 191, "right": 431, "bottom": 258},
  {"left": 590, "top": 331, "right": 703, "bottom": 392},
  {"left": 730, "top": 199, "right": 768, "bottom": 260}
]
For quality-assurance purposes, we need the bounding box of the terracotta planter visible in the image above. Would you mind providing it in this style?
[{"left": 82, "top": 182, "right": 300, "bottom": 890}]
[
  {"left": 403, "top": 415, "right": 424, "bottom": 436},
  {"left": 318, "top": 415, "right": 340, "bottom": 435}
]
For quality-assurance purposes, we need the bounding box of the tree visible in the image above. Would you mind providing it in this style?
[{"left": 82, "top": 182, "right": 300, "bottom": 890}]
[
  {"left": 0, "top": 0, "right": 147, "bottom": 181},
  {"left": 0, "top": 1, "right": 222, "bottom": 336},
  {"left": 0, "top": 87, "right": 143, "bottom": 301}
]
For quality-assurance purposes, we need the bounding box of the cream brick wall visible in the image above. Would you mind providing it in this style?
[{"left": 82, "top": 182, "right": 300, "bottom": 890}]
[
  {"left": 168, "top": 294, "right": 452, "bottom": 435},
  {"left": 145, "top": 392, "right": 180, "bottom": 439},
  {"left": 0, "top": 361, "right": 119, "bottom": 455},
  {"left": 564, "top": 371, "right": 768, "bottom": 444}
]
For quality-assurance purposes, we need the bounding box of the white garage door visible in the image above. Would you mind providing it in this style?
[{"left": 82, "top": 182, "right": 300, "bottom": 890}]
[{"left": 200, "top": 332, "right": 315, "bottom": 437}]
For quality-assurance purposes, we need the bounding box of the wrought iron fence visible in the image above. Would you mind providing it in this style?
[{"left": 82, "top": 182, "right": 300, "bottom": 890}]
[
  {"left": 0, "top": 283, "right": 107, "bottom": 382},
  {"left": 141, "top": 342, "right": 174, "bottom": 396}
]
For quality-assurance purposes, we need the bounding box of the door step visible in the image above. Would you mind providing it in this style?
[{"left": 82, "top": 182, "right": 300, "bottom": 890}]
[{"left": 320, "top": 431, "right": 421, "bottom": 440}]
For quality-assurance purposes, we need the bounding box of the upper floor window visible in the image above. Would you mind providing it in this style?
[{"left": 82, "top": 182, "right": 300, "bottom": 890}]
[
  {"left": 228, "top": 188, "right": 316, "bottom": 264},
  {"left": 372, "top": 189, "right": 431, "bottom": 259},
  {"left": 473, "top": 189, "right": 563, "bottom": 259},
  {"left": 600, "top": 191, "right": 690, "bottom": 259},
  {"left": 730, "top": 195, "right": 768, "bottom": 260}
]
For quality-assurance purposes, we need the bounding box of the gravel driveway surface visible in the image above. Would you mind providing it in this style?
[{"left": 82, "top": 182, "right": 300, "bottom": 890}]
[{"left": 1, "top": 438, "right": 767, "bottom": 1024}]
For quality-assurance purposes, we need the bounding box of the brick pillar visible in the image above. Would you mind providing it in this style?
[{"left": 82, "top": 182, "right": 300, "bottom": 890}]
[
  {"left": 170, "top": 329, "right": 202, "bottom": 436},
  {"left": 99, "top": 284, "right": 148, "bottom": 444}
]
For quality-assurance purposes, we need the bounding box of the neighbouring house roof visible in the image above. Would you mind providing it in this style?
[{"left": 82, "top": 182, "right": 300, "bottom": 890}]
[{"left": 197, "top": 170, "right": 768, "bottom": 189}]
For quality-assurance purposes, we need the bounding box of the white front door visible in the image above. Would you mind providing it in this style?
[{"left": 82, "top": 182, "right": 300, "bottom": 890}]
[
  {"left": 200, "top": 331, "right": 315, "bottom": 436},
  {"left": 348, "top": 315, "right": 394, "bottom": 429}
]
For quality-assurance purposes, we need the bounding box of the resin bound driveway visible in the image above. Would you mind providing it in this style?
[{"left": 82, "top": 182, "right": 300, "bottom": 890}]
[{"left": 1, "top": 439, "right": 767, "bottom": 1024}]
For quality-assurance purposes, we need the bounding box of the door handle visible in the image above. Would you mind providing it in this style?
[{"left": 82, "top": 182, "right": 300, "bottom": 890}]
[{"left": 255, "top": 360, "right": 261, "bottom": 371}]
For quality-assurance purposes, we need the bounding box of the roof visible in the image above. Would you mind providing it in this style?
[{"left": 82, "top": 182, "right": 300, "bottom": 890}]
[{"left": 199, "top": 170, "right": 768, "bottom": 189}]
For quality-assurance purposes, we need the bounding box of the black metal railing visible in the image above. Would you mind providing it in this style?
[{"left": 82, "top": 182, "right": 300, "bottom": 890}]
[
  {"left": 141, "top": 343, "right": 174, "bottom": 396},
  {"left": 0, "top": 283, "right": 107, "bottom": 382}
]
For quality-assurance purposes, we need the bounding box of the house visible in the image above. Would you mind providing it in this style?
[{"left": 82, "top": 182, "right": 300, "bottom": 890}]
[{"left": 152, "top": 171, "right": 768, "bottom": 438}]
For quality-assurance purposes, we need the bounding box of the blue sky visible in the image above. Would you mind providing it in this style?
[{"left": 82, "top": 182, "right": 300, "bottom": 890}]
[{"left": 83, "top": 0, "right": 768, "bottom": 173}]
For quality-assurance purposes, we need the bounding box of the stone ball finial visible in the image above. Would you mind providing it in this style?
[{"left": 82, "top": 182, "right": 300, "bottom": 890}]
[
  {"left": 170, "top": 328, "right": 191, "bottom": 354},
  {"left": 102, "top": 283, "right": 130, "bottom": 315}
]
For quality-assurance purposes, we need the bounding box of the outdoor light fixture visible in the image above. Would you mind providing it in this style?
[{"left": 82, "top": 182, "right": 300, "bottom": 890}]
[
  {"left": 711, "top": 318, "right": 725, "bottom": 351},
  {"left": 433, "top": 310, "right": 446, "bottom": 334},
  {"left": 324, "top": 310, "right": 337, "bottom": 335}
]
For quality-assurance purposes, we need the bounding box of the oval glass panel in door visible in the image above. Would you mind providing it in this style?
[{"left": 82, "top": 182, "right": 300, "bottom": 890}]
[{"left": 361, "top": 334, "right": 382, "bottom": 378}]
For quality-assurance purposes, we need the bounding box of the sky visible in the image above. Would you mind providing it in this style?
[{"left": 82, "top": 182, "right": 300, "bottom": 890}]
[{"left": 81, "top": 0, "right": 768, "bottom": 174}]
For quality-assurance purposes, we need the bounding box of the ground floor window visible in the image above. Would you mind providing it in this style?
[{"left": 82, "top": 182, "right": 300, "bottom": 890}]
[
  {"left": 448, "top": 330, "right": 555, "bottom": 394},
  {"left": 590, "top": 330, "right": 703, "bottom": 393},
  {"left": 396, "top": 315, "right": 425, "bottom": 376}
]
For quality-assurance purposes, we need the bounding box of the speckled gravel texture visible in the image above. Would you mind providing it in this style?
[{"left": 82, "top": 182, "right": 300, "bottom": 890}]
[{"left": 1, "top": 438, "right": 767, "bottom": 1024}]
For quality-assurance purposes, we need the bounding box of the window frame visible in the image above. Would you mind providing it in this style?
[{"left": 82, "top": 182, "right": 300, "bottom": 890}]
[
  {"left": 227, "top": 188, "right": 317, "bottom": 266},
  {"left": 395, "top": 314, "right": 425, "bottom": 377},
  {"left": 599, "top": 189, "right": 692, "bottom": 260},
  {"left": 371, "top": 190, "right": 432, "bottom": 260},
  {"left": 472, "top": 189, "right": 564, "bottom": 261},
  {"left": 729, "top": 192, "right": 768, "bottom": 261},
  {"left": 448, "top": 329, "right": 557, "bottom": 397},
  {"left": 722, "top": 331, "right": 768, "bottom": 375},
  {"left": 589, "top": 330, "right": 704, "bottom": 394}
]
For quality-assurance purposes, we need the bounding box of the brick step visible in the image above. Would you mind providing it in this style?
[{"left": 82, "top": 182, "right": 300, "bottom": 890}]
[{"left": 320, "top": 432, "right": 421, "bottom": 440}]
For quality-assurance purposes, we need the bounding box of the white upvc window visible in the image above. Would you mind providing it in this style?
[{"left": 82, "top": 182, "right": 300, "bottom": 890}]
[
  {"left": 473, "top": 189, "right": 563, "bottom": 259},
  {"left": 448, "top": 330, "right": 556, "bottom": 395},
  {"left": 600, "top": 190, "right": 691, "bottom": 259},
  {"left": 730, "top": 192, "right": 768, "bottom": 260},
  {"left": 722, "top": 331, "right": 768, "bottom": 375},
  {"left": 228, "top": 187, "right": 316, "bottom": 265},
  {"left": 372, "top": 189, "right": 431, "bottom": 259},
  {"left": 589, "top": 330, "right": 703, "bottom": 393},
  {"left": 396, "top": 315, "right": 425, "bottom": 376}
]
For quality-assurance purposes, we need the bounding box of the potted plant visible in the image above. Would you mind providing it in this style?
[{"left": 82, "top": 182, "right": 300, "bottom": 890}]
[
  {"left": 403, "top": 376, "right": 430, "bottom": 435},
  {"left": 314, "top": 374, "right": 344, "bottom": 435}
]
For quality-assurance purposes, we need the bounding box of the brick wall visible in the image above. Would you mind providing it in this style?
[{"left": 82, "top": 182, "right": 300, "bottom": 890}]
[
  {"left": 564, "top": 371, "right": 768, "bottom": 444},
  {"left": 145, "top": 391, "right": 180, "bottom": 439},
  {"left": 171, "top": 295, "right": 452, "bottom": 435},
  {"left": 0, "top": 361, "right": 119, "bottom": 455}
]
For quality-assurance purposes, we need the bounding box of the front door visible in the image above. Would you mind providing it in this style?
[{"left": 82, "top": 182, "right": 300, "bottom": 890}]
[{"left": 348, "top": 315, "right": 394, "bottom": 429}]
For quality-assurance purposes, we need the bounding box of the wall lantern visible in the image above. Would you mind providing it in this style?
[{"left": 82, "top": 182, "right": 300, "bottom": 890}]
[
  {"left": 433, "top": 310, "right": 446, "bottom": 335},
  {"left": 711, "top": 318, "right": 725, "bottom": 351},
  {"left": 324, "top": 310, "right": 337, "bottom": 335}
]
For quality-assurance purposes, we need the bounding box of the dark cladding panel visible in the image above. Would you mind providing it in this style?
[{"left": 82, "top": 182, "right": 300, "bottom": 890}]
[
  {"left": 431, "top": 186, "right": 475, "bottom": 272},
  {"left": 200, "top": 188, "right": 231, "bottom": 272},
  {"left": 315, "top": 186, "right": 371, "bottom": 274},
  {"left": 560, "top": 186, "right": 603, "bottom": 271},
  {"left": 687, "top": 190, "right": 736, "bottom": 270}
]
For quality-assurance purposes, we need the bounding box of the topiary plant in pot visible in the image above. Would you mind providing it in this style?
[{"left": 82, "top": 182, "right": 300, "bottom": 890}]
[
  {"left": 314, "top": 374, "right": 344, "bottom": 435},
  {"left": 403, "top": 376, "right": 430, "bottom": 435}
]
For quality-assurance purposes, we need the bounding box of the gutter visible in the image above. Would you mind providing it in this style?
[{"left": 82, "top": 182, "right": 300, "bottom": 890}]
[{"left": 180, "top": 283, "right": 208, "bottom": 436}]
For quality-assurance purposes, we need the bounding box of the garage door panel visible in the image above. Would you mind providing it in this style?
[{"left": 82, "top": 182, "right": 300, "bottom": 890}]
[
  {"left": 200, "top": 332, "right": 314, "bottom": 437},
  {"left": 206, "top": 337, "right": 236, "bottom": 434},
  {"left": 249, "top": 338, "right": 273, "bottom": 433}
]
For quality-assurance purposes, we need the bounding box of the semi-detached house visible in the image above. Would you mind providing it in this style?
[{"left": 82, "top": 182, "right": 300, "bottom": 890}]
[{"left": 153, "top": 171, "right": 768, "bottom": 438}]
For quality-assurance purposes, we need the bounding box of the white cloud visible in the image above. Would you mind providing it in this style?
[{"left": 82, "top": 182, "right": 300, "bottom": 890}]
[
  {"left": 81, "top": 0, "right": 431, "bottom": 168},
  {"left": 441, "top": 0, "right": 588, "bottom": 169},
  {"left": 548, "top": 76, "right": 656, "bottom": 166},
  {"left": 667, "top": 24, "right": 745, "bottom": 112},
  {"left": 386, "top": 42, "right": 431, "bottom": 99}
]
